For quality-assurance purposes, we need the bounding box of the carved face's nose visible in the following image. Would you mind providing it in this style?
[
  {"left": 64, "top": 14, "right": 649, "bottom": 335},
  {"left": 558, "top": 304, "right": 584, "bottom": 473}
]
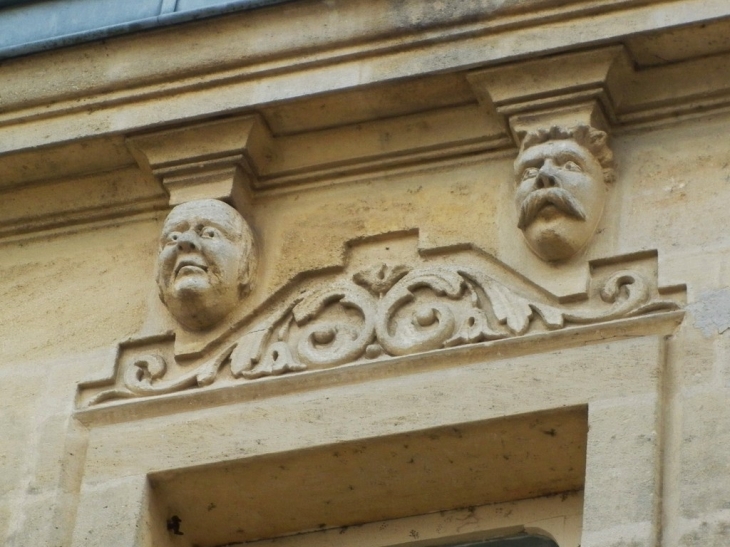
[
  {"left": 176, "top": 230, "right": 200, "bottom": 252},
  {"left": 535, "top": 162, "right": 559, "bottom": 189}
]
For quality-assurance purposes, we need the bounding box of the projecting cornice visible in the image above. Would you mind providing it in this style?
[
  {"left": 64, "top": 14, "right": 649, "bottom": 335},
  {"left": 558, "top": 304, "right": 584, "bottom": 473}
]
[
  {"left": 1, "top": 0, "right": 730, "bottom": 155},
  {"left": 0, "top": 0, "right": 729, "bottom": 240}
]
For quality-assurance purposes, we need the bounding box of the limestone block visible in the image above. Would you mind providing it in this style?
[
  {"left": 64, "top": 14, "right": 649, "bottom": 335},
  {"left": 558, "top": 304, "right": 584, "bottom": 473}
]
[
  {"left": 0, "top": 167, "right": 165, "bottom": 239},
  {"left": 70, "top": 476, "right": 165, "bottom": 547},
  {"left": 614, "top": 111, "right": 730, "bottom": 255},
  {"left": 678, "top": 390, "right": 730, "bottom": 519},
  {"left": 678, "top": 511, "right": 730, "bottom": 547},
  {"left": 127, "top": 115, "right": 274, "bottom": 216},
  {"left": 0, "top": 366, "right": 46, "bottom": 496},
  {"left": 3, "top": 493, "right": 56, "bottom": 547},
  {"left": 24, "top": 414, "right": 68, "bottom": 495},
  {"left": 687, "top": 288, "right": 730, "bottom": 340},
  {"left": 581, "top": 523, "right": 656, "bottom": 547},
  {"left": 658, "top": 249, "right": 723, "bottom": 301},
  {"left": 0, "top": 217, "right": 160, "bottom": 365},
  {"left": 25, "top": 413, "right": 83, "bottom": 495},
  {"left": 254, "top": 159, "right": 505, "bottom": 292},
  {"left": 719, "top": 330, "right": 730, "bottom": 389},
  {"left": 0, "top": 502, "right": 10, "bottom": 546},
  {"left": 583, "top": 398, "right": 661, "bottom": 537},
  {"left": 666, "top": 320, "right": 718, "bottom": 387},
  {"left": 468, "top": 46, "right": 630, "bottom": 139},
  {"left": 70, "top": 333, "right": 668, "bottom": 546}
]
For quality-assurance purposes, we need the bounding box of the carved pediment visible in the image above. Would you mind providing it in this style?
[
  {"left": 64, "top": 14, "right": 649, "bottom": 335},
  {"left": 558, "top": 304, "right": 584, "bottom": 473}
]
[{"left": 78, "top": 235, "right": 684, "bottom": 407}]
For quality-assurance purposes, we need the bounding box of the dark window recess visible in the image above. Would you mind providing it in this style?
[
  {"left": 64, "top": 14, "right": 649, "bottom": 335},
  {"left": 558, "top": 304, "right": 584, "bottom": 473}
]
[{"left": 451, "top": 535, "right": 559, "bottom": 547}]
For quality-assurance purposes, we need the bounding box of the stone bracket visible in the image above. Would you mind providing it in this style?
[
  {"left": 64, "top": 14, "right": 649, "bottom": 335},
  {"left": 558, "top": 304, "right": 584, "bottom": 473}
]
[
  {"left": 126, "top": 114, "right": 274, "bottom": 215},
  {"left": 467, "top": 46, "right": 633, "bottom": 144}
]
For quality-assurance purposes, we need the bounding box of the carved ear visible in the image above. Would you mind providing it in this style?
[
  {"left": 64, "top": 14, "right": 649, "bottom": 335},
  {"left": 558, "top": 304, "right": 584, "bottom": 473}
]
[
  {"left": 155, "top": 266, "right": 166, "bottom": 304},
  {"left": 238, "top": 238, "right": 258, "bottom": 298},
  {"left": 589, "top": 130, "right": 608, "bottom": 148},
  {"left": 603, "top": 168, "right": 616, "bottom": 184},
  {"left": 238, "top": 265, "right": 252, "bottom": 297}
]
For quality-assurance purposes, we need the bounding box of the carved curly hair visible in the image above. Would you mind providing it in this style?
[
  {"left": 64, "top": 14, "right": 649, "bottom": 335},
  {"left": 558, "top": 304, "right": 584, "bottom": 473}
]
[{"left": 517, "top": 125, "right": 615, "bottom": 183}]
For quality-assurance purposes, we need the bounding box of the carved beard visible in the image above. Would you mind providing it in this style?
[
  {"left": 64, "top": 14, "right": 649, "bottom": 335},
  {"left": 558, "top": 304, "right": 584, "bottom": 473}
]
[{"left": 518, "top": 187, "right": 587, "bottom": 230}]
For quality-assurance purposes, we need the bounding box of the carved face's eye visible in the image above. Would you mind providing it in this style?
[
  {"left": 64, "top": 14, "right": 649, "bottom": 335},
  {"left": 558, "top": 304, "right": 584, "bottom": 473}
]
[
  {"left": 166, "top": 232, "right": 181, "bottom": 245},
  {"left": 201, "top": 227, "right": 217, "bottom": 239},
  {"left": 563, "top": 160, "right": 582, "bottom": 172},
  {"left": 521, "top": 167, "right": 539, "bottom": 181}
]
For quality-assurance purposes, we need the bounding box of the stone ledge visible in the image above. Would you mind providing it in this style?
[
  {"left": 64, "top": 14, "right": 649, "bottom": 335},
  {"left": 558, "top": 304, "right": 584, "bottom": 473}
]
[{"left": 74, "top": 312, "right": 683, "bottom": 426}]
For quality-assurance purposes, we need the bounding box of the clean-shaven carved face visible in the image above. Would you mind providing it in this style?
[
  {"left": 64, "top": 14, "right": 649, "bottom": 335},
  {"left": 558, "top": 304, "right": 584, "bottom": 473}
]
[
  {"left": 514, "top": 138, "right": 607, "bottom": 261},
  {"left": 157, "top": 199, "right": 255, "bottom": 331}
]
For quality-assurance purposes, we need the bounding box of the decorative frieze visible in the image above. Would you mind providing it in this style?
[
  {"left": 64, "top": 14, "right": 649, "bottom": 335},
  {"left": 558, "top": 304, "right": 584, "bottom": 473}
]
[{"left": 78, "top": 237, "right": 684, "bottom": 407}]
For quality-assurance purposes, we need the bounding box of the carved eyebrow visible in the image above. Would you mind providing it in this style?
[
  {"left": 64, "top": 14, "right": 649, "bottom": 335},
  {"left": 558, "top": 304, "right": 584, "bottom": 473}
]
[
  {"left": 515, "top": 157, "right": 544, "bottom": 172},
  {"left": 554, "top": 151, "right": 585, "bottom": 164},
  {"left": 161, "top": 220, "right": 189, "bottom": 236}
]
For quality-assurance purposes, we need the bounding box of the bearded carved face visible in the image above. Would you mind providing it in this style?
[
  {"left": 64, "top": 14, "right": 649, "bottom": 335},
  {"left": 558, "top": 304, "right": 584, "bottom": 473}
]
[
  {"left": 156, "top": 199, "right": 256, "bottom": 331},
  {"left": 514, "top": 138, "right": 608, "bottom": 262}
]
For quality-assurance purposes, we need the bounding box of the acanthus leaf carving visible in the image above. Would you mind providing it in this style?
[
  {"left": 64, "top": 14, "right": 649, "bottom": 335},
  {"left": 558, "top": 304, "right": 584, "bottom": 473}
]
[{"left": 79, "top": 248, "right": 684, "bottom": 407}]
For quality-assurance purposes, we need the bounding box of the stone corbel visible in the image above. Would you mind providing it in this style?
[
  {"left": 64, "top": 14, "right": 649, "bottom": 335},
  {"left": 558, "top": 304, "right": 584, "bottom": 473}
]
[
  {"left": 468, "top": 46, "right": 632, "bottom": 262},
  {"left": 467, "top": 45, "right": 632, "bottom": 143},
  {"left": 126, "top": 114, "right": 274, "bottom": 215}
]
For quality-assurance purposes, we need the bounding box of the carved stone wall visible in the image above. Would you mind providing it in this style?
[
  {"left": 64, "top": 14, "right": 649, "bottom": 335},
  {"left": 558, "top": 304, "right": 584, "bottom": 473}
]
[{"left": 1, "top": 2, "right": 730, "bottom": 547}]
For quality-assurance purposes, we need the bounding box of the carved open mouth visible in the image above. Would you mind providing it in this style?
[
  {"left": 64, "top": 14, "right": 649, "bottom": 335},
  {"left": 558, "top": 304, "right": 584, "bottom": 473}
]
[{"left": 174, "top": 260, "right": 208, "bottom": 276}]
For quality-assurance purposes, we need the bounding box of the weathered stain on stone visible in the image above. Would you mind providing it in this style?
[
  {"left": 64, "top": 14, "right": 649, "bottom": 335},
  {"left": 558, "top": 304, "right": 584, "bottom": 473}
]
[{"left": 687, "top": 288, "right": 730, "bottom": 337}]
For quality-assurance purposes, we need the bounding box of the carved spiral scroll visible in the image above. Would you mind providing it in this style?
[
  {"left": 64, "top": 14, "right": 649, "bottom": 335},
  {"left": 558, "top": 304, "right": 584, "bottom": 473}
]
[
  {"left": 376, "top": 268, "right": 464, "bottom": 356},
  {"left": 122, "top": 348, "right": 232, "bottom": 396},
  {"left": 293, "top": 284, "right": 377, "bottom": 367},
  {"left": 563, "top": 270, "right": 651, "bottom": 323}
]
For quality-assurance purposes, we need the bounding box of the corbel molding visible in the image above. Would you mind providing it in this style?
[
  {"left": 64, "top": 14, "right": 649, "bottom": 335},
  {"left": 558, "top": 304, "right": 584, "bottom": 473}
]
[
  {"left": 126, "top": 114, "right": 274, "bottom": 215},
  {"left": 467, "top": 46, "right": 632, "bottom": 144}
]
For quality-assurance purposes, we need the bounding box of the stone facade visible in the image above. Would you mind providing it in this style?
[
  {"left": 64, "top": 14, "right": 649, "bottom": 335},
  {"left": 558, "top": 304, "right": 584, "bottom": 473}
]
[{"left": 1, "top": 1, "right": 730, "bottom": 546}]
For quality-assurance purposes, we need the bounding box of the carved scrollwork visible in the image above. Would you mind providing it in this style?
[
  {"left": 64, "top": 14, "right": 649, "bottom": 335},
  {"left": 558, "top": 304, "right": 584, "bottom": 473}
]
[
  {"left": 293, "top": 283, "right": 377, "bottom": 367},
  {"left": 88, "top": 347, "right": 233, "bottom": 405},
  {"left": 81, "top": 254, "right": 682, "bottom": 407},
  {"left": 375, "top": 268, "right": 463, "bottom": 356}
]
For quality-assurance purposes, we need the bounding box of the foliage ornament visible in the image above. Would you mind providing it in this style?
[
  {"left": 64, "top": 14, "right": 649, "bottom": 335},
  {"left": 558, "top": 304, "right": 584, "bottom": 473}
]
[{"left": 79, "top": 240, "right": 684, "bottom": 407}]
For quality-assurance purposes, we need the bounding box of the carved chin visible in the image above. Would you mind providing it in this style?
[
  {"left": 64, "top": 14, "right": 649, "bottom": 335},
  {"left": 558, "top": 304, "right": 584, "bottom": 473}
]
[
  {"left": 523, "top": 216, "right": 590, "bottom": 261},
  {"left": 172, "top": 273, "right": 213, "bottom": 296},
  {"left": 162, "top": 279, "right": 240, "bottom": 331},
  {"left": 165, "top": 298, "right": 228, "bottom": 331}
]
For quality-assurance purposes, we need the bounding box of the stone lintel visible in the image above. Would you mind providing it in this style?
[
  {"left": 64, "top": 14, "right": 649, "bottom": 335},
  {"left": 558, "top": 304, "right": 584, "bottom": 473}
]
[
  {"left": 467, "top": 46, "right": 632, "bottom": 144},
  {"left": 126, "top": 114, "right": 274, "bottom": 216}
]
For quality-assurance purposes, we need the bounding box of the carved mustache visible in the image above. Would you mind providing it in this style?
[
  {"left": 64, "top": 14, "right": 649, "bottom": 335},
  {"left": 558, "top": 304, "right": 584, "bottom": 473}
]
[{"left": 518, "top": 187, "right": 586, "bottom": 230}]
